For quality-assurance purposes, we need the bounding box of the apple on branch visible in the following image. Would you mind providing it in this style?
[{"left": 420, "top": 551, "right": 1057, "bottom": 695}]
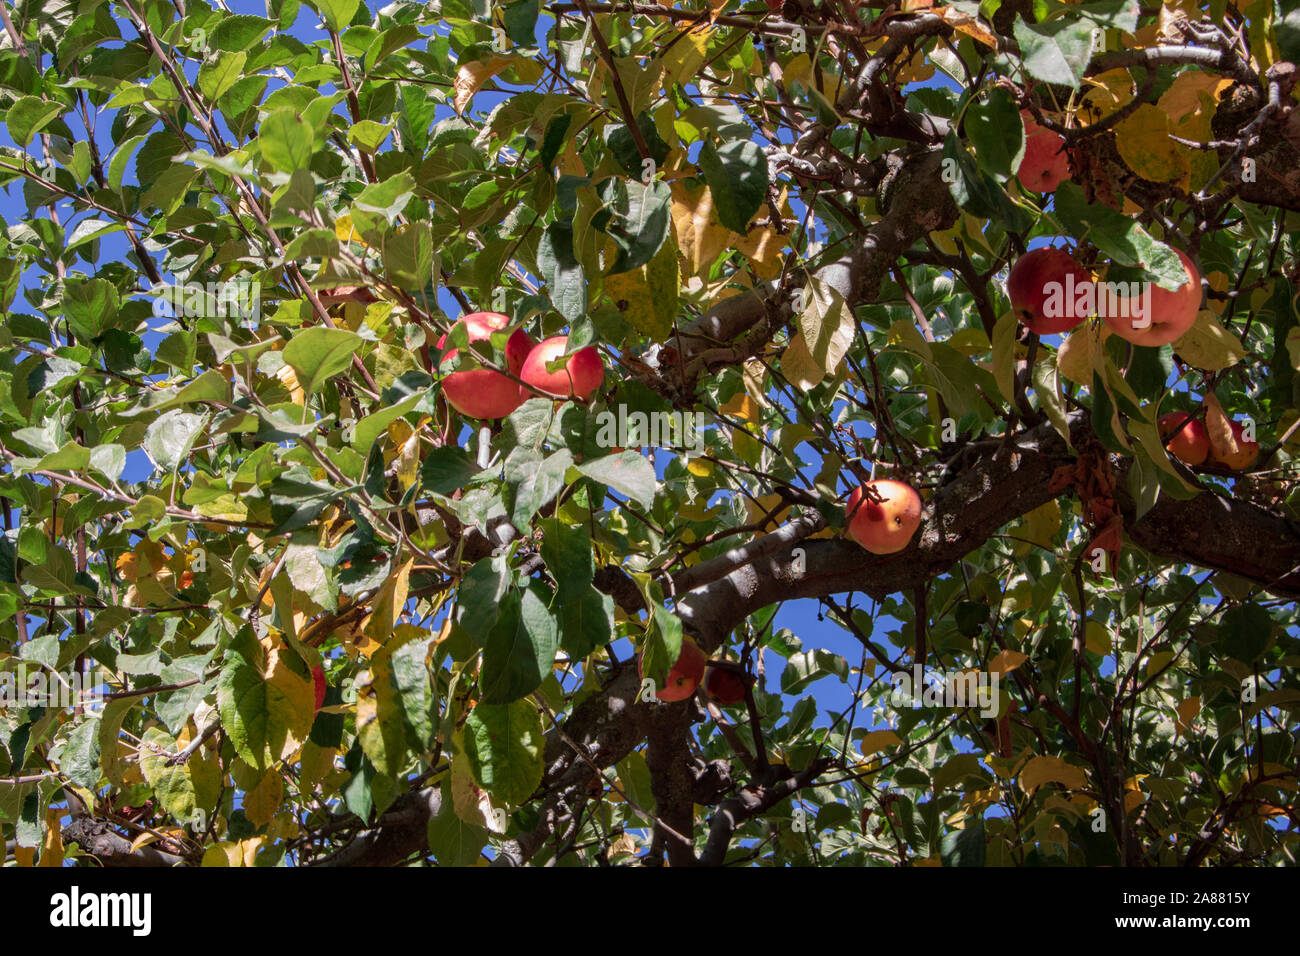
[
  {"left": 1008, "top": 246, "right": 1093, "bottom": 335},
  {"left": 1159, "top": 411, "right": 1210, "bottom": 466},
  {"left": 519, "top": 335, "right": 605, "bottom": 402},
  {"left": 703, "top": 662, "right": 749, "bottom": 706},
  {"left": 1017, "top": 110, "right": 1070, "bottom": 194},
  {"left": 639, "top": 638, "right": 706, "bottom": 702},
  {"left": 438, "top": 311, "right": 536, "bottom": 420},
  {"left": 1100, "top": 248, "right": 1202, "bottom": 347},
  {"left": 846, "top": 479, "right": 923, "bottom": 554}
]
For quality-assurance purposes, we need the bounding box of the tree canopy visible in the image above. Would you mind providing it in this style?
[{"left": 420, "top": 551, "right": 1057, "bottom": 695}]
[{"left": 0, "top": 0, "right": 1298, "bottom": 867}]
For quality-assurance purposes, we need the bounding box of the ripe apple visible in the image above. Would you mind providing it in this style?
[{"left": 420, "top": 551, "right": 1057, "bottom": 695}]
[
  {"left": 846, "top": 479, "right": 923, "bottom": 555},
  {"left": 703, "top": 665, "right": 747, "bottom": 706},
  {"left": 519, "top": 335, "right": 605, "bottom": 402},
  {"left": 1008, "top": 247, "right": 1092, "bottom": 335},
  {"left": 1158, "top": 411, "right": 1210, "bottom": 466},
  {"left": 1100, "top": 248, "right": 1201, "bottom": 347},
  {"left": 1207, "top": 419, "right": 1259, "bottom": 471},
  {"left": 1017, "top": 111, "right": 1070, "bottom": 193},
  {"left": 312, "top": 664, "right": 327, "bottom": 714},
  {"left": 638, "top": 638, "right": 707, "bottom": 702},
  {"left": 438, "top": 312, "right": 535, "bottom": 420}
]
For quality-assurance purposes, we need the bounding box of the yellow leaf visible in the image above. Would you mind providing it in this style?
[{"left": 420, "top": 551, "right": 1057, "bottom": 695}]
[
  {"left": 359, "top": 556, "right": 414, "bottom": 656},
  {"left": 451, "top": 752, "right": 508, "bottom": 833},
  {"left": 334, "top": 214, "right": 366, "bottom": 248},
  {"left": 37, "top": 809, "right": 63, "bottom": 867},
  {"left": 396, "top": 426, "right": 422, "bottom": 492},
  {"left": 1010, "top": 499, "right": 1061, "bottom": 555},
  {"left": 13, "top": 845, "right": 34, "bottom": 866},
  {"left": 453, "top": 55, "right": 511, "bottom": 114},
  {"left": 661, "top": 27, "right": 711, "bottom": 87},
  {"left": 1173, "top": 310, "right": 1245, "bottom": 371},
  {"left": 1085, "top": 620, "right": 1111, "bottom": 655},
  {"left": 1202, "top": 391, "right": 1240, "bottom": 461},
  {"left": 1175, "top": 696, "right": 1200, "bottom": 735},
  {"left": 276, "top": 361, "right": 305, "bottom": 405},
  {"left": 244, "top": 769, "right": 284, "bottom": 827},
  {"left": 1158, "top": 72, "right": 1233, "bottom": 142},
  {"left": 1079, "top": 69, "right": 1136, "bottom": 124},
  {"left": 1058, "top": 321, "right": 1109, "bottom": 387},
  {"left": 859, "top": 729, "right": 903, "bottom": 756},
  {"left": 1114, "top": 103, "right": 1189, "bottom": 184},
  {"left": 1019, "top": 755, "right": 1088, "bottom": 794},
  {"left": 989, "top": 649, "right": 1028, "bottom": 675},
  {"left": 670, "top": 179, "right": 733, "bottom": 278}
]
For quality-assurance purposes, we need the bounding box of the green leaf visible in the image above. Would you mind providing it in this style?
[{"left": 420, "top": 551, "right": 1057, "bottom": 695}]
[
  {"left": 138, "top": 726, "right": 220, "bottom": 825},
  {"left": 464, "top": 699, "right": 545, "bottom": 805},
  {"left": 63, "top": 277, "right": 119, "bottom": 343},
  {"left": 940, "top": 819, "right": 986, "bottom": 866},
  {"left": 538, "top": 518, "right": 593, "bottom": 603},
  {"left": 198, "top": 51, "right": 248, "bottom": 101},
  {"left": 1218, "top": 604, "right": 1272, "bottom": 664},
  {"left": 698, "top": 138, "right": 768, "bottom": 233},
  {"left": 576, "top": 451, "right": 656, "bottom": 508},
  {"left": 143, "top": 410, "right": 204, "bottom": 472},
  {"left": 283, "top": 327, "right": 362, "bottom": 397},
  {"left": 311, "top": 0, "right": 361, "bottom": 32},
  {"left": 5, "top": 96, "right": 64, "bottom": 147},
  {"left": 965, "top": 87, "right": 1024, "bottom": 183},
  {"left": 781, "top": 649, "right": 849, "bottom": 694},
  {"left": 941, "top": 132, "right": 1033, "bottom": 232},
  {"left": 260, "top": 108, "right": 315, "bottom": 172},
  {"left": 420, "top": 446, "right": 480, "bottom": 496},
  {"left": 61, "top": 719, "right": 102, "bottom": 789},
  {"left": 458, "top": 554, "right": 511, "bottom": 639},
  {"left": 428, "top": 781, "right": 488, "bottom": 865},
  {"left": 480, "top": 585, "right": 559, "bottom": 704},
  {"left": 558, "top": 584, "right": 615, "bottom": 658},
  {"left": 538, "top": 221, "right": 586, "bottom": 322},
  {"left": 1054, "top": 183, "right": 1184, "bottom": 287},
  {"left": 640, "top": 603, "right": 683, "bottom": 688},
  {"left": 511, "top": 448, "right": 573, "bottom": 531},
  {"left": 355, "top": 652, "right": 408, "bottom": 778},
  {"left": 216, "top": 629, "right": 315, "bottom": 772},
  {"left": 1013, "top": 16, "right": 1096, "bottom": 89},
  {"left": 596, "top": 177, "right": 672, "bottom": 275}
]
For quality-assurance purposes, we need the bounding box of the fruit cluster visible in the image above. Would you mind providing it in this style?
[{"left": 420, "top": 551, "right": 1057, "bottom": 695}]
[
  {"left": 435, "top": 312, "right": 605, "bottom": 420},
  {"left": 637, "top": 638, "right": 750, "bottom": 705}
]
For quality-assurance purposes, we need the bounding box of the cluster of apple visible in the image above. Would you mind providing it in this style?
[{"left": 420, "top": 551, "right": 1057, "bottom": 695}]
[
  {"left": 437, "top": 311, "right": 605, "bottom": 419},
  {"left": 1158, "top": 408, "right": 1259, "bottom": 471},
  {"left": 1008, "top": 245, "right": 1203, "bottom": 346},
  {"left": 638, "top": 638, "right": 749, "bottom": 704}
]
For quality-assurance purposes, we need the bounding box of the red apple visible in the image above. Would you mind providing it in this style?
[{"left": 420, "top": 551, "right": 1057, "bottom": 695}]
[
  {"left": 312, "top": 664, "right": 327, "bottom": 714},
  {"left": 1100, "top": 248, "right": 1201, "bottom": 347},
  {"left": 438, "top": 312, "right": 535, "bottom": 420},
  {"left": 1158, "top": 411, "right": 1210, "bottom": 466},
  {"left": 846, "top": 480, "right": 923, "bottom": 555},
  {"left": 703, "top": 665, "right": 747, "bottom": 706},
  {"left": 1017, "top": 111, "right": 1070, "bottom": 193},
  {"left": 519, "top": 335, "right": 604, "bottom": 402},
  {"left": 1207, "top": 419, "right": 1259, "bottom": 471},
  {"left": 639, "top": 639, "right": 707, "bottom": 702},
  {"left": 1008, "top": 247, "right": 1093, "bottom": 335}
]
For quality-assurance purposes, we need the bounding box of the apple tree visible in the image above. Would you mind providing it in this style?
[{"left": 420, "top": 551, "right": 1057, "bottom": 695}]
[{"left": 0, "top": 0, "right": 1298, "bottom": 867}]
